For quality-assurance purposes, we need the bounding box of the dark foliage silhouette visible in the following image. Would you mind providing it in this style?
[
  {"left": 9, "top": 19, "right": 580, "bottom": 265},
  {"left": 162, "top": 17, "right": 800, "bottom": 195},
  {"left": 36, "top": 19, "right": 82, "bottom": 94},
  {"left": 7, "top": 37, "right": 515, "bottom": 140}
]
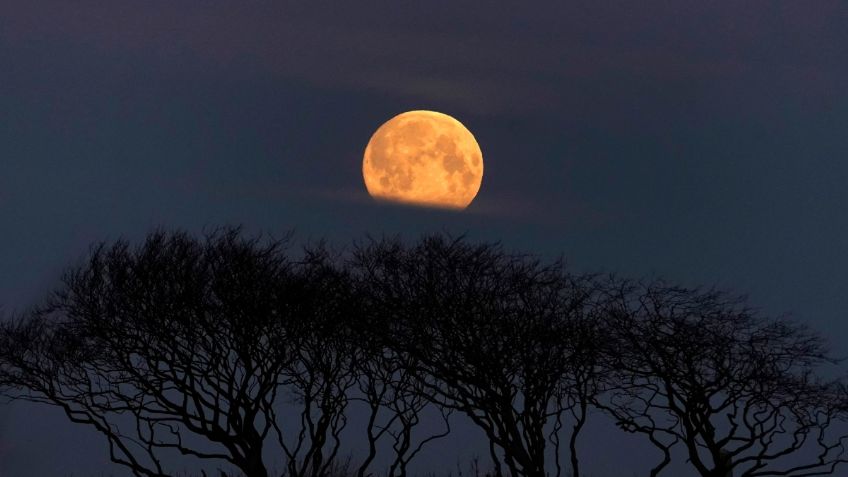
[
  {"left": 0, "top": 229, "right": 298, "bottom": 476},
  {"left": 2, "top": 229, "right": 847, "bottom": 477},
  {"left": 352, "top": 235, "right": 603, "bottom": 477},
  {"left": 597, "top": 281, "right": 848, "bottom": 477},
  {"left": 276, "top": 246, "right": 359, "bottom": 477},
  {"left": 0, "top": 230, "right": 451, "bottom": 477},
  {"left": 351, "top": 306, "right": 453, "bottom": 477},
  {"left": 0, "top": 229, "right": 369, "bottom": 477}
]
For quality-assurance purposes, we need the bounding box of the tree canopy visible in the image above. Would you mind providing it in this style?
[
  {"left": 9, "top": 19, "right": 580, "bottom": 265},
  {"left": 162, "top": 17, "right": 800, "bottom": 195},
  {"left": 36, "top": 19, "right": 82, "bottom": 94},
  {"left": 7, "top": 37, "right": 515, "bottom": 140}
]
[{"left": 1, "top": 228, "right": 846, "bottom": 477}]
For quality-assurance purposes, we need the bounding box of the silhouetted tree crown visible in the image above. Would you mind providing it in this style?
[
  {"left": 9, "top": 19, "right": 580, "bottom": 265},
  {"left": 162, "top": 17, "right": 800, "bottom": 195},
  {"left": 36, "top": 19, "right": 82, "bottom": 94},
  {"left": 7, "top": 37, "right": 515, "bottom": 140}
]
[
  {"left": 352, "top": 235, "right": 609, "bottom": 477},
  {"left": 1, "top": 228, "right": 846, "bottom": 477},
  {"left": 597, "top": 281, "right": 848, "bottom": 477}
]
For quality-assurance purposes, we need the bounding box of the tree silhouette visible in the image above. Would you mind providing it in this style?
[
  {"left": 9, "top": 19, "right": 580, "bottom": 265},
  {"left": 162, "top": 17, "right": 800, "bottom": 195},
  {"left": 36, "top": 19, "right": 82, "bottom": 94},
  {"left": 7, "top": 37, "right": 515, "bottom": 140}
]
[
  {"left": 351, "top": 296, "right": 453, "bottom": 477},
  {"left": 0, "top": 229, "right": 371, "bottom": 477},
  {"left": 352, "top": 325, "right": 453, "bottom": 477},
  {"left": 275, "top": 245, "right": 359, "bottom": 477},
  {"left": 352, "top": 235, "right": 602, "bottom": 477},
  {"left": 598, "top": 281, "right": 848, "bottom": 477},
  {"left": 2, "top": 229, "right": 847, "bottom": 477},
  {"left": 0, "top": 230, "right": 455, "bottom": 477},
  {"left": 0, "top": 229, "right": 300, "bottom": 476}
]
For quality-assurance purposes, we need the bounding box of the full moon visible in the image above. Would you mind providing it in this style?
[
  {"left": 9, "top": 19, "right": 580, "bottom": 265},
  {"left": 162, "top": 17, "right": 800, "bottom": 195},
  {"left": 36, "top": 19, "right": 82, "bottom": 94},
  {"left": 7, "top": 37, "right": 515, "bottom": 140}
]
[{"left": 363, "top": 110, "right": 483, "bottom": 210}]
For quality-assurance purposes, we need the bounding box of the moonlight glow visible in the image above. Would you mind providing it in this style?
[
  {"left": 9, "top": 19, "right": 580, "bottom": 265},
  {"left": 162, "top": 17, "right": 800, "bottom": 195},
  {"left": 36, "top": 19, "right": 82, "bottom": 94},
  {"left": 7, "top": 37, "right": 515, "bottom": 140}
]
[{"left": 362, "top": 110, "right": 484, "bottom": 210}]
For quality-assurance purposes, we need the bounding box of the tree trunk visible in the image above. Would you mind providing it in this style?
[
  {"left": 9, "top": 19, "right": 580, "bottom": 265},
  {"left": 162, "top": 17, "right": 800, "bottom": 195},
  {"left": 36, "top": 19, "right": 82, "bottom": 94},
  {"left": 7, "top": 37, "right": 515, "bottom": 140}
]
[
  {"left": 242, "top": 450, "right": 269, "bottom": 477},
  {"left": 717, "top": 449, "right": 733, "bottom": 477}
]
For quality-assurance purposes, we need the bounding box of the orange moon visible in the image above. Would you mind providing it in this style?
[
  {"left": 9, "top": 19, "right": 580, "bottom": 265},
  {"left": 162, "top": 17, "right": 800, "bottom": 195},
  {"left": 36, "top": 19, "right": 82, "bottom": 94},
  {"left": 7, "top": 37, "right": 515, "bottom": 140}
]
[{"left": 362, "top": 110, "right": 483, "bottom": 210}]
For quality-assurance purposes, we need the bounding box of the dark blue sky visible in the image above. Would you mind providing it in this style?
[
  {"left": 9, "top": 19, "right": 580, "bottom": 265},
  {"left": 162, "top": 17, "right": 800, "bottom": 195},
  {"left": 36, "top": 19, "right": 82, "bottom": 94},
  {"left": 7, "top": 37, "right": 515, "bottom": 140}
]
[{"left": 1, "top": 1, "right": 848, "bottom": 475}]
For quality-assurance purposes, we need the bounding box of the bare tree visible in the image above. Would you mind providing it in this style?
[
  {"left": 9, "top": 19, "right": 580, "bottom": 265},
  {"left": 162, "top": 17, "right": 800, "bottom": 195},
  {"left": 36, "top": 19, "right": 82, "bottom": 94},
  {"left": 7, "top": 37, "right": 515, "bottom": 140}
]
[
  {"left": 0, "top": 228, "right": 378, "bottom": 477},
  {"left": 352, "top": 235, "right": 601, "bottom": 477},
  {"left": 598, "top": 281, "right": 848, "bottom": 477},
  {"left": 0, "top": 229, "right": 325, "bottom": 477},
  {"left": 6, "top": 229, "right": 846, "bottom": 477},
  {"left": 352, "top": 325, "right": 453, "bottom": 477},
  {"left": 553, "top": 309, "right": 606, "bottom": 477},
  {"left": 0, "top": 231, "right": 482, "bottom": 477},
  {"left": 275, "top": 245, "right": 359, "bottom": 477}
]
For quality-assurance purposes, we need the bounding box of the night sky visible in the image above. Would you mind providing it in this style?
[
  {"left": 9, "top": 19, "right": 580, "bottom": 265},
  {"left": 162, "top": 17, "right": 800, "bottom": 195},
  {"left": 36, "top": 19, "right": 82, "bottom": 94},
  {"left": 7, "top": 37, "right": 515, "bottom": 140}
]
[{"left": 2, "top": 2, "right": 848, "bottom": 475}]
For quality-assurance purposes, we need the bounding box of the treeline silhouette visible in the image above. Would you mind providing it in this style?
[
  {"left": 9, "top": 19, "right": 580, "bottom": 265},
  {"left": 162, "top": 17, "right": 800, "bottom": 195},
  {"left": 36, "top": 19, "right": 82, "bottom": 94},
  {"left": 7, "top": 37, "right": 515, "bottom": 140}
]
[{"left": 1, "top": 228, "right": 846, "bottom": 477}]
